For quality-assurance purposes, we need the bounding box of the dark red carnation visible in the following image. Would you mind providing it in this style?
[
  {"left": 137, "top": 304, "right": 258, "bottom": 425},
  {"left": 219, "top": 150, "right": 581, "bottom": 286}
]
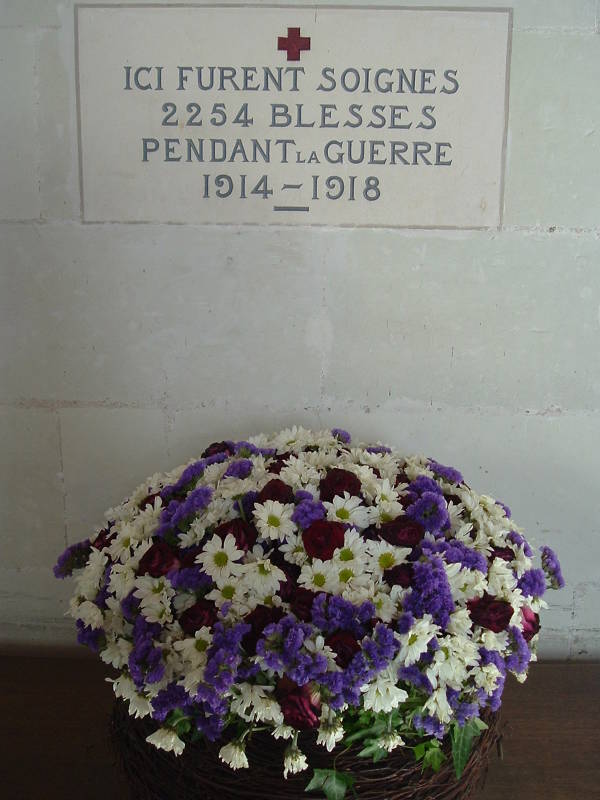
[
  {"left": 325, "top": 631, "right": 361, "bottom": 668},
  {"left": 201, "top": 441, "right": 235, "bottom": 458},
  {"left": 179, "top": 599, "right": 218, "bottom": 634},
  {"left": 255, "top": 478, "right": 295, "bottom": 505},
  {"left": 383, "top": 562, "right": 414, "bottom": 588},
  {"left": 242, "top": 604, "right": 286, "bottom": 654},
  {"left": 467, "top": 593, "right": 513, "bottom": 633},
  {"left": 319, "top": 468, "right": 362, "bottom": 502},
  {"left": 521, "top": 606, "right": 541, "bottom": 642},
  {"left": 180, "top": 546, "right": 202, "bottom": 569},
  {"left": 490, "top": 546, "right": 515, "bottom": 562},
  {"left": 137, "top": 541, "right": 181, "bottom": 577},
  {"left": 213, "top": 518, "right": 258, "bottom": 553},
  {"left": 267, "top": 452, "right": 292, "bottom": 475},
  {"left": 138, "top": 491, "right": 161, "bottom": 510},
  {"left": 269, "top": 551, "right": 301, "bottom": 602},
  {"left": 379, "top": 517, "right": 426, "bottom": 547},
  {"left": 91, "top": 528, "right": 117, "bottom": 550},
  {"left": 290, "top": 587, "right": 318, "bottom": 621},
  {"left": 275, "top": 677, "right": 320, "bottom": 730},
  {"left": 394, "top": 470, "right": 410, "bottom": 487},
  {"left": 302, "top": 520, "right": 345, "bottom": 561}
]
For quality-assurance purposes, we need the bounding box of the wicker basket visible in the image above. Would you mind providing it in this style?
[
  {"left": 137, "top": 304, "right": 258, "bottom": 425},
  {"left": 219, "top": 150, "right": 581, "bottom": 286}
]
[{"left": 110, "top": 700, "right": 501, "bottom": 800}]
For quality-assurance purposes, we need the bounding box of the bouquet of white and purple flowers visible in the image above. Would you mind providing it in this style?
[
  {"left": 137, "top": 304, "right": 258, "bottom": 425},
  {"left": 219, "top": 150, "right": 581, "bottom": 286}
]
[{"left": 55, "top": 427, "right": 564, "bottom": 799}]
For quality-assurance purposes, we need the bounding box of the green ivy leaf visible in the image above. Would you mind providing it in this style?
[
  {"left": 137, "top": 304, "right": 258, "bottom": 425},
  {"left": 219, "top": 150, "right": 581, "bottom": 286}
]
[
  {"left": 305, "top": 769, "right": 355, "bottom": 800},
  {"left": 451, "top": 720, "right": 483, "bottom": 778},
  {"left": 344, "top": 720, "right": 386, "bottom": 746},
  {"left": 422, "top": 741, "right": 446, "bottom": 773}
]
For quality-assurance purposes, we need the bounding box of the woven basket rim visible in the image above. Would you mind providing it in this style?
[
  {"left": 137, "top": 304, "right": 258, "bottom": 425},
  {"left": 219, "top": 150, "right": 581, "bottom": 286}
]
[{"left": 110, "top": 699, "right": 502, "bottom": 800}]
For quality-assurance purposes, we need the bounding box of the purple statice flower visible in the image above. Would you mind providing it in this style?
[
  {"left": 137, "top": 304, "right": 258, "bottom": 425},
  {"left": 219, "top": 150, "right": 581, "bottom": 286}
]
[
  {"left": 508, "top": 530, "right": 533, "bottom": 558},
  {"left": 233, "top": 441, "right": 261, "bottom": 456},
  {"left": 321, "top": 649, "right": 374, "bottom": 709},
  {"left": 323, "top": 624, "right": 401, "bottom": 709},
  {"left": 121, "top": 589, "right": 140, "bottom": 622},
  {"left": 332, "top": 428, "right": 351, "bottom": 444},
  {"left": 170, "top": 486, "right": 213, "bottom": 530},
  {"left": 154, "top": 498, "right": 183, "bottom": 538},
  {"left": 238, "top": 662, "right": 261, "bottom": 681},
  {"left": 256, "top": 615, "right": 328, "bottom": 686},
  {"left": 407, "top": 475, "right": 443, "bottom": 498},
  {"left": 419, "top": 637, "right": 439, "bottom": 666},
  {"left": 76, "top": 619, "right": 105, "bottom": 652},
  {"left": 455, "top": 701, "right": 480, "bottom": 726},
  {"left": 362, "top": 623, "right": 400, "bottom": 670},
  {"left": 433, "top": 539, "right": 488, "bottom": 573},
  {"left": 446, "top": 687, "right": 460, "bottom": 707},
  {"left": 496, "top": 500, "right": 511, "bottom": 518},
  {"left": 240, "top": 490, "right": 259, "bottom": 520},
  {"left": 199, "top": 620, "right": 250, "bottom": 701},
  {"left": 366, "top": 445, "right": 392, "bottom": 454},
  {"left": 291, "top": 498, "right": 326, "bottom": 528},
  {"left": 161, "top": 453, "right": 228, "bottom": 501},
  {"left": 406, "top": 492, "right": 450, "bottom": 535},
  {"left": 151, "top": 683, "right": 193, "bottom": 723},
  {"left": 258, "top": 447, "right": 277, "bottom": 457},
  {"left": 224, "top": 459, "right": 253, "bottom": 479},
  {"left": 518, "top": 568, "right": 546, "bottom": 598},
  {"left": 169, "top": 566, "right": 212, "bottom": 592},
  {"left": 295, "top": 489, "right": 314, "bottom": 502},
  {"left": 396, "top": 612, "right": 414, "bottom": 635},
  {"left": 479, "top": 647, "right": 507, "bottom": 675},
  {"left": 428, "top": 459, "right": 463, "bottom": 485},
  {"left": 540, "top": 546, "right": 565, "bottom": 589},
  {"left": 398, "top": 664, "right": 433, "bottom": 694},
  {"left": 403, "top": 555, "right": 455, "bottom": 630},
  {"left": 505, "top": 626, "right": 531, "bottom": 674},
  {"left": 53, "top": 539, "right": 92, "bottom": 578},
  {"left": 311, "top": 595, "right": 375, "bottom": 638},
  {"left": 413, "top": 713, "right": 446, "bottom": 739},
  {"left": 129, "top": 616, "right": 165, "bottom": 689},
  {"left": 479, "top": 677, "right": 505, "bottom": 712},
  {"left": 195, "top": 707, "right": 226, "bottom": 740}
]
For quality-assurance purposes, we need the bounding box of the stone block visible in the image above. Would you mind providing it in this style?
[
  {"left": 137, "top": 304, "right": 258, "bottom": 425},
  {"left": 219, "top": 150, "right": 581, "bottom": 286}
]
[
  {"left": 59, "top": 406, "right": 166, "bottom": 540},
  {"left": 0, "top": 407, "right": 65, "bottom": 569},
  {"left": 0, "top": 30, "right": 40, "bottom": 219},
  {"left": 504, "top": 32, "right": 600, "bottom": 228}
]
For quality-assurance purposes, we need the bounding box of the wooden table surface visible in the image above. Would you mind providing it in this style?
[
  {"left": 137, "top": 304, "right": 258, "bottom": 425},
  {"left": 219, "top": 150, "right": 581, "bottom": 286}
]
[{"left": 0, "top": 655, "right": 597, "bottom": 799}]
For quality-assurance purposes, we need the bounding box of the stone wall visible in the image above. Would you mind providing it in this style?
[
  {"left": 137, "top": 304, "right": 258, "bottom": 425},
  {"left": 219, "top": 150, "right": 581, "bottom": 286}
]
[{"left": 1, "top": 0, "right": 599, "bottom": 655}]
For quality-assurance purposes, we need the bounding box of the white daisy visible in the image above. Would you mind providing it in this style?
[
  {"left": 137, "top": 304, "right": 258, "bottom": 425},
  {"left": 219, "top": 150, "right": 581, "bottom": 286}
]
[
  {"left": 423, "top": 687, "right": 453, "bottom": 724},
  {"left": 361, "top": 667, "right": 408, "bottom": 713},
  {"left": 298, "top": 559, "right": 336, "bottom": 593},
  {"left": 377, "top": 731, "right": 405, "bottom": 752},
  {"left": 283, "top": 743, "right": 309, "bottom": 778},
  {"left": 278, "top": 532, "right": 309, "bottom": 566},
  {"left": 219, "top": 740, "right": 249, "bottom": 770},
  {"left": 333, "top": 528, "right": 370, "bottom": 568},
  {"left": 366, "top": 540, "right": 412, "bottom": 576},
  {"left": 369, "top": 500, "right": 406, "bottom": 528},
  {"left": 241, "top": 558, "right": 287, "bottom": 597},
  {"left": 317, "top": 707, "right": 345, "bottom": 752},
  {"left": 146, "top": 728, "right": 185, "bottom": 756},
  {"left": 324, "top": 493, "right": 372, "bottom": 529},
  {"left": 195, "top": 533, "right": 244, "bottom": 581},
  {"left": 398, "top": 615, "right": 439, "bottom": 666},
  {"left": 254, "top": 500, "right": 296, "bottom": 542}
]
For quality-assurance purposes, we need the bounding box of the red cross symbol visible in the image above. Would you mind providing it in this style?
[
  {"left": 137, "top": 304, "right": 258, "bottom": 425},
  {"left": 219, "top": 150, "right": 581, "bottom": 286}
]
[{"left": 277, "top": 27, "right": 311, "bottom": 61}]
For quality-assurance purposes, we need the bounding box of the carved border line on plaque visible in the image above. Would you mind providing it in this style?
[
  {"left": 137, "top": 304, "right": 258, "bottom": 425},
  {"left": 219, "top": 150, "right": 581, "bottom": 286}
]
[{"left": 74, "top": 4, "right": 513, "bottom": 229}]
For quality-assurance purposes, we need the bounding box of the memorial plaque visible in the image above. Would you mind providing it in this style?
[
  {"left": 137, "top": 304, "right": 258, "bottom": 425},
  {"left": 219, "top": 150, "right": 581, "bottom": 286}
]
[{"left": 76, "top": 4, "right": 512, "bottom": 228}]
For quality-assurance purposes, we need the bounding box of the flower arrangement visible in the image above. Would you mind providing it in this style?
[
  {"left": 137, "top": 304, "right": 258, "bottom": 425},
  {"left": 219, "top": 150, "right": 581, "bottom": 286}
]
[{"left": 55, "top": 427, "right": 564, "bottom": 799}]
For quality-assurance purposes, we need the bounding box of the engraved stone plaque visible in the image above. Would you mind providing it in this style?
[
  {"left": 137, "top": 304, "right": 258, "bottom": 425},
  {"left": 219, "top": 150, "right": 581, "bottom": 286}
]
[{"left": 76, "top": 4, "right": 512, "bottom": 228}]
